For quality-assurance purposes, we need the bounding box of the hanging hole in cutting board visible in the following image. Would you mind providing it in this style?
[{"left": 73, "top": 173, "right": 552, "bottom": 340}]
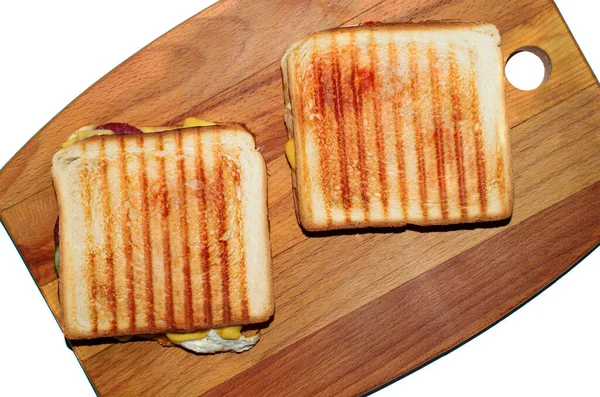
[{"left": 505, "top": 46, "right": 552, "bottom": 91}]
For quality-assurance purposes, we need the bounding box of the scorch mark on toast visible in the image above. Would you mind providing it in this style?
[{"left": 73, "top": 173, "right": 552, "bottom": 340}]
[
  {"left": 174, "top": 131, "right": 194, "bottom": 329},
  {"left": 408, "top": 42, "right": 429, "bottom": 221},
  {"left": 214, "top": 137, "right": 232, "bottom": 324},
  {"left": 156, "top": 133, "right": 175, "bottom": 329},
  {"left": 137, "top": 134, "right": 155, "bottom": 329},
  {"left": 194, "top": 131, "right": 213, "bottom": 326},
  {"left": 79, "top": 164, "right": 98, "bottom": 334},
  {"left": 118, "top": 136, "right": 136, "bottom": 332},
  {"left": 330, "top": 33, "right": 352, "bottom": 222},
  {"left": 448, "top": 46, "right": 469, "bottom": 220},
  {"left": 429, "top": 45, "right": 449, "bottom": 220},
  {"left": 369, "top": 32, "right": 390, "bottom": 219},
  {"left": 99, "top": 139, "right": 118, "bottom": 333},
  {"left": 350, "top": 34, "right": 371, "bottom": 217},
  {"left": 469, "top": 49, "right": 488, "bottom": 216},
  {"left": 389, "top": 40, "right": 409, "bottom": 220},
  {"left": 313, "top": 38, "right": 333, "bottom": 226}
]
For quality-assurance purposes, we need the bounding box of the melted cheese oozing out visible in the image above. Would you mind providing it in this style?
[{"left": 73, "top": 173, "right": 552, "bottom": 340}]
[
  {"left": 138, "top": 126, "right": 172, "bottom": 133},
  {"left": 178, "top": 330, "right": 259, "bottom": 354},
  {"left": 166, "top": 330, "right": 210, "bottom": 343},
  {"left": 284, "top": 137, "right": 295, "bottom": 170},
  {"left": 166, "top": 325, "right": 243, "bottom": 343},
  {"left": 183, "top": 117, "right": 215, "bottom": 127},
  {"left": 61, "top": 117, "right": 215, "bottom": 148}
]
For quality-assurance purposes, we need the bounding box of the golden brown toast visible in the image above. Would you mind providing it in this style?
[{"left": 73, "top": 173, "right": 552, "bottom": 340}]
[
  {"left": 52, "top": 125, "right": 273, "bottom": 339},
  {"left": 282, "top": 23, "right": 512, "bottom": 231}
]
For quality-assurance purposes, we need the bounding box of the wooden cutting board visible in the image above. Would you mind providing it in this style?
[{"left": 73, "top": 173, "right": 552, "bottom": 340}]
[{"left": 1, "top": 0, "right": 599, "bottom": 395}]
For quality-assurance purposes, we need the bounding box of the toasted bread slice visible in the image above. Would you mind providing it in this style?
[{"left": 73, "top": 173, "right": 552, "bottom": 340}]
[
  {"left": 52, "top": 124, "right": 273, "bottom": 339},
  {"left": 282, "top": 23, "right": 512, "bottom": 231}
]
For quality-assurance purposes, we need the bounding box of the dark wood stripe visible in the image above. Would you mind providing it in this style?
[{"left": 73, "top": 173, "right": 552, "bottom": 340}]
[
  {"left": 175, "top": 132, "right": 193, "bottom": 328},
  {"left": 118, "top": 137, "right": 135, "bottom": 332},
  {"left": 428, "top": 45, "right": 448, "bottom": 220},
  {"left": 137, "top": 135, "right": 154, "bottom": 328},
  {"left": 369, "top": 33, "right": 389, "bottom": 217},
  {"left": 468, "top": 50, "right": 488, "bottom": 215},
  {"left": 448, "top": 47, "right": 468, "bottom": 219},
  {"left": 79, "top": 159, "right": 98, "bottom": 334},
  {"left": 330, "top": 34, "right": 351, "bottom": 220},
  {"left": 388, "top": 41, "right": 408, "bottom": 220},
  {"left": 231, "top": 156, "right": 249, "bottom": 321},
  {"left": 202, "top": 181, "right": 600, "bottom": 397},
  {"left": 408, "top": 42, "right": 428, "bottom": 220},
  {"left": 157, "top": 134, "right": 174, "bottom": 328},
  {"left": 194, "top": 133, "right": 212, "bottom": 325},
  {"left": 350, "top": 34, "right": 370, "bottom": 215},
  {"left": 214, "top": 141, "right": 232, "bottom": 324},
  {"left": 313, "top": 40, "right": 333, "bottom": 225},
  {"left": 99, "top": 140, "right": 117, "bottom": 332}
]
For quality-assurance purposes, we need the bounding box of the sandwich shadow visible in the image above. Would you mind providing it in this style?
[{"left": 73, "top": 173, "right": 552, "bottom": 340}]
[
  {"left": 67, "top": 336, "right": 150, "bottom": 349},
  {"left": 301, "top": 217, "right": 512, "bottom": 238},
  {"left": 242, "top": 315, "right": 275, "bottom": 334},
  {"left": 64, "top": 316, "right": 276, "bottom": 350}
]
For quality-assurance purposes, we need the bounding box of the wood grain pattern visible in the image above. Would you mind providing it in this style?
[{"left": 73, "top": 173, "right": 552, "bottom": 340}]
[
  {"left": 0, "top": 0, "right": 598, "bottom": 395},
  {"left": 204, "top": 180, "right": 600, "bottom": 397}
]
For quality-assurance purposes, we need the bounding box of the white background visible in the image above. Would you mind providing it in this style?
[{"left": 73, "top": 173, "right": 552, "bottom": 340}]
[{"left": 0, "top": 1, "right": 598, "bottom": 396}]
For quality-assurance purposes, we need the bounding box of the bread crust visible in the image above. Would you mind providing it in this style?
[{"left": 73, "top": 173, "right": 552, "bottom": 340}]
[
  {"left": 283, "top": 22, "right": 500, "bottom": 58},
  {"left": 252, "top": 150, "right": 275, "bottom": 321}
]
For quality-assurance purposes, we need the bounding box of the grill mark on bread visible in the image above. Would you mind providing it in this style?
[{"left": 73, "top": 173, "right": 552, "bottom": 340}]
[
  {"left": 369, "top": 33, "right": 389, "bottom": 217},
  {"left": 214, "top": 142, "right": 232, "bottom": 324},
  {"left": 494, "top": 106, "right": 508, "bottom": 211},
  {"left": 118, "top": 137, "right": 136, "bottom": 331},
  {"left": 388, "top": 41, "right": 408, "bottom": 220},
  {"left": 330, "top": 34, "right": 351, "bottom": 220},
  {"left": 99, "top": 140, "right": 117, "bottom": 332},
  {"left": 294, "top": 62, "right": 313, "bottom": 220},
  {"left": 175, "top": 132, "right": 193, "bottom": 328},
  {"left": 428, "top": 45, "right": 448, "bottom": 220},
  {"left": 408, "top": 42, "right": 428, "bottom": 219},
  {"left": 312, "top": 41, "right": 333, "bottom": 225},
  {"left": 496, "top": 139, "right": 507, "bottom": 210},
  {"left": 79, "top": 163, "right": 98, "bottom": 334},
  {"left": 468, "top": 50, "right": 488, "bottom": 215},
  {"left": 157, "top": 134, "right": 175, "bottom": 328},
  {"left": 448, "top": 47, "right": 468, "bottom": 219},
  {"left": 350, "top": 35, "right": 370, "bottom": 215},
  {"left": 194, "top": 133, "right": 212, "bottom": 325},
  {"left": 231, "top": 155, "right": 250, "bottom": 321},
  {"left": 136, "top": 135, "right": 155, "bottom": 328}
]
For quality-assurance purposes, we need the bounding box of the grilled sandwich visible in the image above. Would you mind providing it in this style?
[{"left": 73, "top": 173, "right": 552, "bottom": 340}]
[
  {"left": 51, "top": 119, "right": 273, "bottom": 353},
  {"left": 282, "top": 23, "right": 513, "bottom": 231}
]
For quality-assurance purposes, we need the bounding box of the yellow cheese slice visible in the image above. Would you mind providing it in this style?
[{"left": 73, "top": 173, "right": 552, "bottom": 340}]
[
  {"left": 61, "top": 118, "right": 216, "bottom": 148},
  {"left": 166, "top": 326, "right": 243, "bottom": 343},
  {"left": 284, "top": 138, "right": 296, "bottom": 170}
]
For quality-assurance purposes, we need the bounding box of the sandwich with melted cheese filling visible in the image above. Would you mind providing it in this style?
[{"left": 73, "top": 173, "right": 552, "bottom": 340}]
[
  {"left": 282, "top": 23, "right": 513, "bottom": 231},
  {"left": 52, "top": 118, "right": 273, "bottom": 354}
]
